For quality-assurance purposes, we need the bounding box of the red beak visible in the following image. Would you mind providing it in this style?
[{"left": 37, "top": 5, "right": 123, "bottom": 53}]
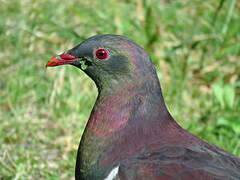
[{"left": 46, "top": 53, "right": 78, "bottom": 67}]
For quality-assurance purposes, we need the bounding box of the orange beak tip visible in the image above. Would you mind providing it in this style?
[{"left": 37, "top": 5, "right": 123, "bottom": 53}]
[{"left": 46, "top": 60, "right": 55, "bottom": 67}]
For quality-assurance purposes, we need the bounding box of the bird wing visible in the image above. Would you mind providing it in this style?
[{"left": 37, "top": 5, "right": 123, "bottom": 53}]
[{"left": 114, "top": 146, "right": 240, "bottom": 180}]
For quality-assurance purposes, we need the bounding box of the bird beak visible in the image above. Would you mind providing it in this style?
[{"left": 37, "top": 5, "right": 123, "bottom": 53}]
[{"left": 46, "top": 53, "right": 80, "bottom": 67}]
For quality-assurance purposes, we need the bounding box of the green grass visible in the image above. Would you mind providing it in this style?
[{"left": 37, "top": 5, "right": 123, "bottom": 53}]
[{"left": 0, "top": 0, "right": 239, "bottom": 179}]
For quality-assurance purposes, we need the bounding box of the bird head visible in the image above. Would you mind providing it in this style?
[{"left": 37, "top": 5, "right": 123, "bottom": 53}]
[{"left": 46, "top": 34, "right": 157, "bottom": 90}]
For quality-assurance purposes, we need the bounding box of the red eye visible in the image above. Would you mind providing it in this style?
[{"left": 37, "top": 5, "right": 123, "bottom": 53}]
[{"left": 95, "top": 49, "right": 109, "bottom": 60}]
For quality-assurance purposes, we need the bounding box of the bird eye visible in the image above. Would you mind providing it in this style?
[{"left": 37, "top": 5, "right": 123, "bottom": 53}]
[{"left": 95, "top": 49, "right": 109, "bottom": 60}]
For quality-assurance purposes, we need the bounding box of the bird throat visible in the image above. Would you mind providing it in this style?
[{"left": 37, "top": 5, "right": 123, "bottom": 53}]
[{"left": 76, "top": 74, "right": 168, "bottom": 179}]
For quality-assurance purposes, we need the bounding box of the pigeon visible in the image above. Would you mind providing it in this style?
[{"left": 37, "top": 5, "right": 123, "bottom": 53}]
[{"left": 46, "top": 34, "right": 240, "bottom": 180}]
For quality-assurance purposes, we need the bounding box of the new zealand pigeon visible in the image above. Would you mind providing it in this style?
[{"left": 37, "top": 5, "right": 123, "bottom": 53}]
[{"left": 46, "top": 34, "right": 240, "bottom": 180}]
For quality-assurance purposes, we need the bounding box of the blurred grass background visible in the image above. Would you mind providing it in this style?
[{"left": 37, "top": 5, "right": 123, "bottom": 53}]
[{"left": 0, "top": 0, "right": 239, "bottom": 179}]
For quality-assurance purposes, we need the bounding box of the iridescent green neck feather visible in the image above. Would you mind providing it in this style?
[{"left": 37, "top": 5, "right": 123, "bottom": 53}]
[{"left": 72, "top": 36, "right": 170, "bottom": 179}]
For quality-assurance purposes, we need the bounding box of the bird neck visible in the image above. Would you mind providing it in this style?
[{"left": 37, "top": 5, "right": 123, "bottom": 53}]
[{"left": 76, "top": 73, "right": 173, "bottom": 179}]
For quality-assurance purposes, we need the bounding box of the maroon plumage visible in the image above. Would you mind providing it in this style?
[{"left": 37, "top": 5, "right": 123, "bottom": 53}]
[{"left": 47, "top": 34, "right": 240, "bottom": 180}]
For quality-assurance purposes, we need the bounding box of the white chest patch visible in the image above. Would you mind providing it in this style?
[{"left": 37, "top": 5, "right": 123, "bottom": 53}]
[{"left": 104, "top": 165, "right": 119, "bottom": 180}]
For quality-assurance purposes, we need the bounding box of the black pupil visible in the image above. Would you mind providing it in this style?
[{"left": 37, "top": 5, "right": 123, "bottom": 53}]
[{"left": 98, "top": 51, "right": 104, "bottom": 56}]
